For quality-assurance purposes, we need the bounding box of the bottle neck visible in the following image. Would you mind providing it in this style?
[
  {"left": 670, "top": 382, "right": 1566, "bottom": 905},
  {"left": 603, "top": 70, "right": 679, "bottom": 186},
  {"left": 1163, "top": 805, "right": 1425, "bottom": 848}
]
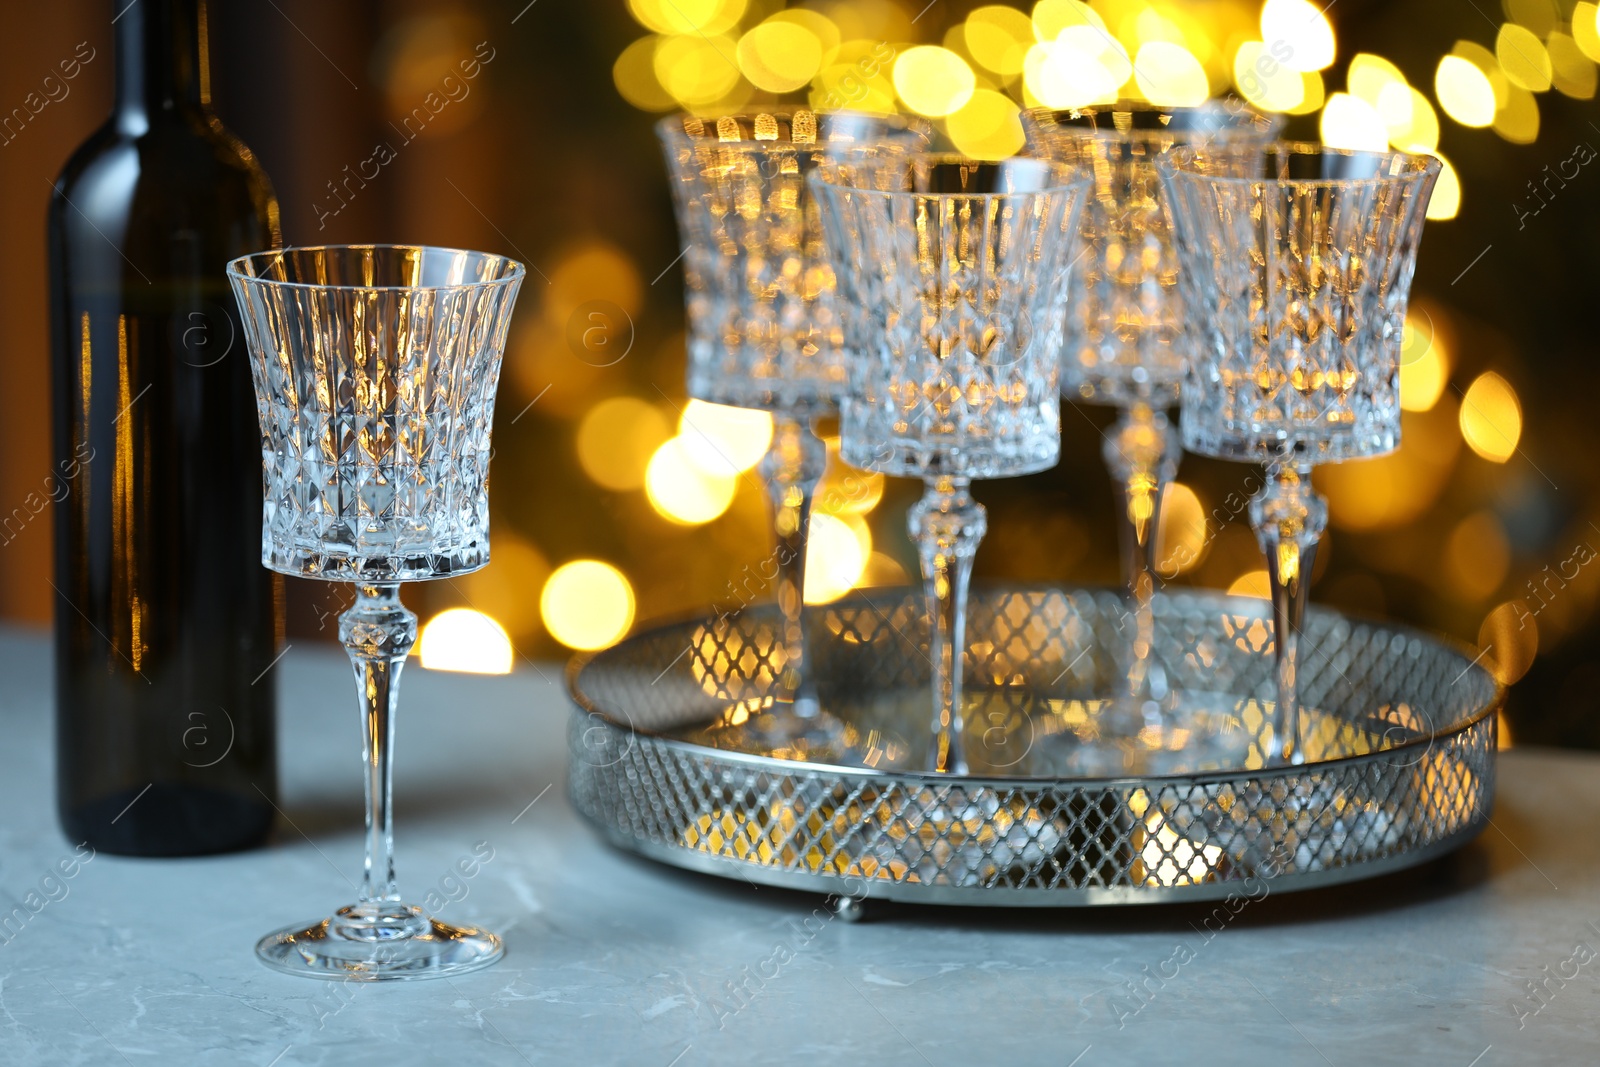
[{"left": 114, "top": 0, "right": 210, "bottom": 125}]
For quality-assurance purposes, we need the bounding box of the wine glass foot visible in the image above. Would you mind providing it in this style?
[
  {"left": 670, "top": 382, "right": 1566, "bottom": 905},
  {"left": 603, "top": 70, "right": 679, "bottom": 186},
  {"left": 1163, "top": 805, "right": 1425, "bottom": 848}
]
[
  {"left": 714, "top": 706, "right": 860, "bottom": 763},
  {"left": 255, "top": 905, "right": 503, "bottom": 981}
]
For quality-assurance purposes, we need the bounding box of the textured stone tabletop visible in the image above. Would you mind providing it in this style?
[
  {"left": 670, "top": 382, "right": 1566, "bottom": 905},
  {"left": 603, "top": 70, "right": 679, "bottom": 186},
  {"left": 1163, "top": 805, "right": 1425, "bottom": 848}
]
[{"left": 0, "top": 625, "right": 1595, "bottom": 1066}]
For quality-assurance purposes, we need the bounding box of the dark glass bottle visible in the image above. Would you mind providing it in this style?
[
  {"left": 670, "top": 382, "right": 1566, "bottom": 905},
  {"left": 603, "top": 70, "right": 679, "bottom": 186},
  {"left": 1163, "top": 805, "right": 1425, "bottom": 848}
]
[{"left": 48, "top": 0, "right": 282, "bottom": 855}]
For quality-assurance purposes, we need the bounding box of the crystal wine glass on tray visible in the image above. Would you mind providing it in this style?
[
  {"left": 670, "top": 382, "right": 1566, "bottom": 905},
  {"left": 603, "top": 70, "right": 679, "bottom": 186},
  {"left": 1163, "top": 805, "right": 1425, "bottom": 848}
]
[
  {"left": 659, "top": 111, "right": 929, "bottom": 761},
  {"left": 1021, "top": 102, "right": 1279, "bottom": 760},
  {"left": 813, "top": 155, "right": 1089, "bottom": 775},
  {"left": 229, "top": 244, "right": 524, "bottom": 979},
  {"left": 1158, "top": 144, "right": 1439, "bottom": 764}
]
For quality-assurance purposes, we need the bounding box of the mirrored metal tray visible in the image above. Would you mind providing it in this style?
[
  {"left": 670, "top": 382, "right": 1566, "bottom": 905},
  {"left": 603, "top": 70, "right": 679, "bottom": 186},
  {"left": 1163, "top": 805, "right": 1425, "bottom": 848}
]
[{"left": 567, "top": 585, "right": 1499, "bottom": 909}]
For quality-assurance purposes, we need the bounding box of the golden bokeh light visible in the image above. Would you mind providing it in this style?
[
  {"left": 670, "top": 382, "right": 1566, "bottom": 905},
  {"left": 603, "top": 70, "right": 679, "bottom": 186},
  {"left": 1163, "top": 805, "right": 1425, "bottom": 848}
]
[
  {"left": 1024, "top": 31, "right": 1125, "bottom": 109},
  {"left": 677, "top": 400, "right": 773, "bottom": 476},
  {"left": 1436, "top": 54, "right": 1497, "bottom": 127},
  {"left": 1504, "top": 0, "right": 1558, "bottom": 38},
  {"left": 1134, "top": 41, "right": 1210, "bottom": 105},
  {"left": 1455, "top": 40, "right": 1508, "bottom": 105},
  {"left": 966, "top": 5, "right": 1035, "bottom": 77},
  {"left": 1387, "top": 88, "right": 1439, "bottom": 151},
  {"left": 812, "top": 43, "right": 898, "bottom": 114},
  {"left": 1320, "top": 93, "right": 1389, "bottom": 151},
  {"left": 1493, "top": 83, "right": 1540, "bottom": 144},
  {"left": 1348, "top": 52, "right": 1407, "bottom": 109},
  {"left": 1400, "top": 314, "right": 1450, "bottom": 412},
  {"left": 628, "top": 0, "right": 745, "bottom": 36},
  {"left": 418, "top": 609, "right": 514, "bottom": 675},
  {"left": 1320, "top": 402, "right": 1462, "bottom": 530},
  {"left": 548, "top": 239, "right": 643, "bottom": 323},
  {"left": 815, "top": 438, "right": 885, "bottom": 515},
  {"left": 737, "top": 18, "right": 824, "bottom": 93},
  {"left": 1259, "top": 0, "right": 1336, "bottom": 72},
  {"left": 768, "top": 8, "right": 841, "bottom": 61},
  {"left": 1288, "top": 70, "right": 1326, "bottom": 115},
  {"left": 1497, "top": 23, "right": 1552, "bottom": 92},
  {"left": 541, "top": 561, "right": 636, "bottom": 651},
  {"left": 893, "top": 45, "right": 976, "bottom": 117},
  {"left": 1460, "top": 371, "right": 1523, "bottom": 463},
  {"left": 645, "top": 436, "right": 738, "bottom": 524},
  {"left": 1234, "top": 41, "right": 1305, "bottom": 112},
  {"left": 858, "top": 550, "right": 909, "bottom": 588},
  {"left": 1547, "top": 31, "right": 1599, "bottom": 100},
  {"left": 458, "top": 534, "right": 550, "bottom": 638},
  {"left": 1155, "top": 482, "right": 1209, "bottom": 576},
  {"left": 1479, "top": 600, "right": 1538, "bottom": 686},
  {"left": 804, "top": 512, "right": 870, "bottom": 604},
  {"left": 377, "top": 13, "right": 492, "bottom": 138},
  {"left": 577, "top": 397, "right": 673, "bottom": 492},
  {"left": 946, "top": 88, "right": 1026, "bottom": 158},
  {"left": 1425, "top": 151, "right": 1461, "bottom": 220},
  {"left": 1227, "top": 569, "right": 1271, "bottom": 599},
  {"left": 613, "top": 37, "right": 675, "bottom": 111},
  {"left": 1031, "top": 0, "right": 1108, "bottom": 43},
  {"left": 654, "top": 33, "right": 743, "bottom": 107},
  {"left": 1574, "top": 4, "right": 1600, "bottom": 63},
  {"left": 1445, "top": 511, "right": 1511, "bottom": 602}
]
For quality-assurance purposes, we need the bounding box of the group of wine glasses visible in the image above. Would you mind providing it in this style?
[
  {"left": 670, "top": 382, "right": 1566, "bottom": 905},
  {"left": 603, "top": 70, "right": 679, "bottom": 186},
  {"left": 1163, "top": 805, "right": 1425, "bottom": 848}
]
[
  {"left": 660, "top": 103, "right": 1439, "bottom": 779},
  {"left": 215, "top": 97, "right": 1437, "bottom": 983}
]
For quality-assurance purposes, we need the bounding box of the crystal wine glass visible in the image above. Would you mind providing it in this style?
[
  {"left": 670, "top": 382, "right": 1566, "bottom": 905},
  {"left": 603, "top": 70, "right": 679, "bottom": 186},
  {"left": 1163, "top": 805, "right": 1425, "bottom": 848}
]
[
  {"left": 813, "top": 155, "right": 1089, "bottom": 774},
  {"left": 659, "top": 110, "right": 929, "bottom": 759},
  {"left": 228, "top": 244, "right": 524, "bottom": 979},
  {"left": 1021, "top": 101, "right": 1279, "bottom": 740},
  {"left": 1158, "top": 144, "right": 1439, "bottom": 764}
]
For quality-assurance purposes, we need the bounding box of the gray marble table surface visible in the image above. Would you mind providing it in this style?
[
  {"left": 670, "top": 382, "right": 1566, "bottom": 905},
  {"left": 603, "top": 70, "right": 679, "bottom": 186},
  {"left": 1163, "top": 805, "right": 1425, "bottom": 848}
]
[{"left": 0, "top": 625, "right": 1595, "bottom": 1066}]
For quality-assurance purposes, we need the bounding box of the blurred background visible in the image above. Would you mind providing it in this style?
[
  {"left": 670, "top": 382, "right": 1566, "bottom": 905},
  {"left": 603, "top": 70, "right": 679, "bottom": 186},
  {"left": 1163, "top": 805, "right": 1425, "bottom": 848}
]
[{"left": 1, "top": 0, "right": 1594, "bottom": 745}]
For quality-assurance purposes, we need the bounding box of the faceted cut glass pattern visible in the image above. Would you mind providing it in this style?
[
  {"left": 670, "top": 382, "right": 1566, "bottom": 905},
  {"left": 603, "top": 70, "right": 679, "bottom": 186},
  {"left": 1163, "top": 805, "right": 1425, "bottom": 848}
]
[
  {"left": 229, "top": 246, "right": 524, "bottom": 582},
  {"left": 569, "top": 587, "right": 1499, "bottom": 902},
  {"left": 1159, "top": 144, "right": 1440, "bottom": 463},
  {"left": 659, "top": 111, "right": 929, "bottom": 415},
  {"left": 813, "top": 158, "right": 1089, "bottom": 478},
  {"left": 1021, "top": 103, "right": 1280, "bottom": 407}
]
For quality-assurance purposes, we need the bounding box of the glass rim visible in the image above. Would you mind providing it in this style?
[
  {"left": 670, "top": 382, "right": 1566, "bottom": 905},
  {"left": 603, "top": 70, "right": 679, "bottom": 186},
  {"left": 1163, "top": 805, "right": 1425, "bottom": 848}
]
[
  {"left": 1158, "top": 141, "right": 1443, "bottom": 187},
  {"left": 656, "top": 108, "right": 932, "bottom": 147},
  {"left": 809, "top": 154, "right": 1090, "bottom": 201},
  {"left": 226, "top": 243, "right": 526, "bottom": 293},
  {"left": 1021, "top": 99, "right": 1281, "bottom": 142}
]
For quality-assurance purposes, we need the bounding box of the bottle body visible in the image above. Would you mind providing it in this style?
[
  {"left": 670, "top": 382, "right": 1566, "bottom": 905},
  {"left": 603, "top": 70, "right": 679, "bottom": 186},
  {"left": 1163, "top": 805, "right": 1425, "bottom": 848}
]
[{"left": 49, "top": 0, "right": 282, "bottom": 855}]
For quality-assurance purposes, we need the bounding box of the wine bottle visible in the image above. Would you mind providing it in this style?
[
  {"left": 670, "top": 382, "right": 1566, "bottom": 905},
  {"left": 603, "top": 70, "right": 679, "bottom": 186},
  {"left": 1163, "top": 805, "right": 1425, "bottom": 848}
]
[{"left": 48, "top": 0, "right": 282, "bottom": 855}]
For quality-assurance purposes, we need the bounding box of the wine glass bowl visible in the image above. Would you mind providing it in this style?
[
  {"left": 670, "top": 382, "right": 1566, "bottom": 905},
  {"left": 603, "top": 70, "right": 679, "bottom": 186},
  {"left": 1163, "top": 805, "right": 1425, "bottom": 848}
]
[
  {"left": 229, "top": 244, "right": 524, "bottom": 980},
  {"left": 1160, "top": 143, "right": 1440, "bottom": 464},
  {"left": 1022, "top": 101, "right": 1281, "bottom": 406},
  {"left": 660, "top": 111, "right": 931, "bottom": 414},
  {"left": 232, "top": 245, "right": 523, "bottom": 581}
]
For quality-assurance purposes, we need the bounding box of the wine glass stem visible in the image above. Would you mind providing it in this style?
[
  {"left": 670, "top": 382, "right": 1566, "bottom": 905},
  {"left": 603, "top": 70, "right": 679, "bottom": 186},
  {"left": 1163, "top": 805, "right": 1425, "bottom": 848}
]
[
  {"left": 910, "top": 477, "right": 986, "bottom": 775},
  {"left": 1102, "top": 403, "right": 1180, "bottom": 706},
  {"left": 339, "top": 583, "right": 417, "bottom": 909},
  {"left": 1248, "top": 465, "right": 1327, "bottom": 766},
  {"left": 759, "top": 415, "right": 826, "bottom": 717}
]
